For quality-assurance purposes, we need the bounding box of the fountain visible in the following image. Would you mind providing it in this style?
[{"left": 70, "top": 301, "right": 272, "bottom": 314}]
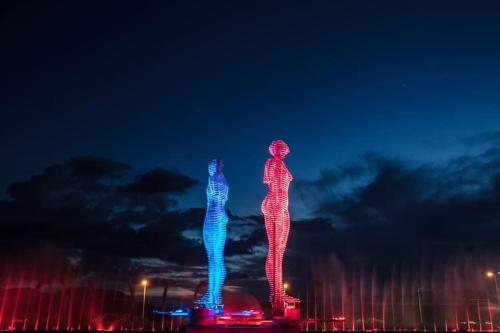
[
  {"left": 0, "top": 257, "right": 133, "bottom": 331},
  {"left": 294, "top": 251, "right": 500, "bottom": 332}
]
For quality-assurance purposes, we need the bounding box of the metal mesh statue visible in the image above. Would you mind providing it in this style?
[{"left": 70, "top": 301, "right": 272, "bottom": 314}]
[
  {"left": 195, "top": 159, "right": 228, "bottom": 312},
  {"left": 261, "top": 140, "right": 297, "bottom": 315}
]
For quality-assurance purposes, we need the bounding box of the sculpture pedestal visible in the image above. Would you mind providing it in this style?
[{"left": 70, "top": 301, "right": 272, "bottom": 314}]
[
  {"left": 272, "top": 299, "right": 301, "bottom": 322},
  {"left": 188, "top": 308, "right": 300, "bottom": 333},
  {"left": 190, "top": 308, "right": 216, "bottom": 326},
  {"left": 186, "top": 323, "right": 301, "bottom": 333},
  {"left": 272, "top": 308, "right": 300, "bottom": 322}
]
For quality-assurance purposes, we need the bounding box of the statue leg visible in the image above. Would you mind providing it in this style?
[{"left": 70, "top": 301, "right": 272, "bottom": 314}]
[
  {"left": 279, "top": 211, "right": 290, "bottom": 295},
  {"left": 197, "top": 221, "right": 215, "bottom": 308},
  {"left": 264, "top": 216, "right": 276, "bottom": 303},
  {"left": 274, "top": 211, "right": 287, "bottom": 305},
  {"left": 213, "top": 221, "right": 226, "bottom": 308},
  {"left": 269, "top": 209, "right": 290, "bottom": 308}
]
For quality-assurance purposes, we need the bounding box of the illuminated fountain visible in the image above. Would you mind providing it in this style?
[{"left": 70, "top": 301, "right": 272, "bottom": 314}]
[
  {"left": 296, "top": 252, "right": 500, "bottom": 332},
  {"left": 3, "top": 251, "right": 500, "bottom": 332},
  {"left": 0, "top": 257, "right": 133, "bottom": 331}
]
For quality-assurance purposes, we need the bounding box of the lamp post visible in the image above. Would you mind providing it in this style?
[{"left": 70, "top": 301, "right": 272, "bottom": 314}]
[
  {"left": 141, "top": 279, "right": 148, "bottom": 329},
  {"left": 487, "top": 271, "right": 500, "bottom": 330},
  {"left": 486, "top": 271, "right": 500, "bottom": 306}
]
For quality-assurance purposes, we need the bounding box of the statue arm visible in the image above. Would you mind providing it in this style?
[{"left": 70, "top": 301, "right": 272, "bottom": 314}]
[
  {"left": 207, "top": 177, "right": 215, "bottom": 198},
  {"left": 222, "top": 178, "right": 229, "bottom": 202},
  {"left": 263, "top": 159, "right": 272, "bottom": 184}
]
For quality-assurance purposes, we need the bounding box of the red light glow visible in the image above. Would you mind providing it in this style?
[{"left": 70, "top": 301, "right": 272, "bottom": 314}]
[{"left": 261, "top": 140, "right": 299, "bottom": 313}]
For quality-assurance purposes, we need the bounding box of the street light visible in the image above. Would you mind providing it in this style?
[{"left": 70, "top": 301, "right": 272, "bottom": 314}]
[
  {"left": 283, "top": 282, "right": 289, "bottom": 292},
  {"left": 487, "top": 272, "right": 500, "bottom": 331},
  {"left": 486, "top": 271, "right": 500, "bottom": 306},
  {"left": 141, "top": 279, "right": 148, "bottom": 329}
]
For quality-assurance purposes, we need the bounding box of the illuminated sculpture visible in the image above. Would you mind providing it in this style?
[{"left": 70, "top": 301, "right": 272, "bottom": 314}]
[
  {"left": 195, "top": 159, "right": 228, "bottom": 312},
  {"left": 261, "top": 140, "right": 298, "bottom": 315}
]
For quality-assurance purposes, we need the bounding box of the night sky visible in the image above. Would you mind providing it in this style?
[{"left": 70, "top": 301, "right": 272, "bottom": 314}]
[{"left": 2, "top": 1, "right": 500, "bottom": 303}]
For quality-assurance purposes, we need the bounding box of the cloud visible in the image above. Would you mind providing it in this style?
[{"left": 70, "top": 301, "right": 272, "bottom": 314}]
[
  {"left": 7, "top": 155, "right": 130, "bottom": 204},
  {"left": 120, "top": 168, "right": 197, "bottom": 194},
  {"left": 292, "top": 147, "right": 500, "bottom": 269},
  {"left": 0, "top": 154, "right": 269, "bottom": 298},
  {"left": 4, "top": 146, "right": 500, "bottom": 301},
  {"left": 67, "top": 156, "right": 131, "bottom": 181},
  {"left": 0, "top": 156, "right": 202, "bottom": 273}
]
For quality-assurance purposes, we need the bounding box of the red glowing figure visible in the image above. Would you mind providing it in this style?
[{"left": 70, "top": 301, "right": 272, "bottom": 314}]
[{"left": 261, "top": 140, "right": 297, "bottom": 314}]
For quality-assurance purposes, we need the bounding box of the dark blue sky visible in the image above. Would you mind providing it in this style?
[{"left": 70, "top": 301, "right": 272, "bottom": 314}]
[{"left": 2, "top": 0, "right": 500, "bottom": 216}]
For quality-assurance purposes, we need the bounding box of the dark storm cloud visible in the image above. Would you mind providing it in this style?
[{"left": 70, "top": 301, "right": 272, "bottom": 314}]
[
  {"left": 295, "top": 165, "right": 367, "bottom": 190},
  {"left": 225, "top": 225, "right": 266, "bottom": 256},
  {"left": 223, "top": 212, "right": 266, "bottom": 257},
  {"left": 4, "top": 146, "right": 500, "bottom": 294},
  {"left": 8, "top": 155, "right": 130, "bottom": 202},
  {"left": 67, "top": 156, "right": 131, "bottom": 181},
  {"left": 0, "top": 156, "right": 202, "bottom": 272},
  {"left": 292, "top": 147, "right": 500, "bottom": 267},
  {"left": 293, "top": 217, "right": 334, "bottom": 234},
  {"left": 120, "top": 168, "right": 197, "bottom": 194}
]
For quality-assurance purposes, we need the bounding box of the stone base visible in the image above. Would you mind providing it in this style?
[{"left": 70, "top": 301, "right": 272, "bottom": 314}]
[{"left": 186, "top": 323, "right": 301, "bottom": 333}]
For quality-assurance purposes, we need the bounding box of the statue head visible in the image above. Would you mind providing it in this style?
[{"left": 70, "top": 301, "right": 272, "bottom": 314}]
[
  {"left": 208, "top": 158, "right": 224, "bottom": 176},
  {"left": 269, "top": 140, "right": 290, "bottom": 159}
]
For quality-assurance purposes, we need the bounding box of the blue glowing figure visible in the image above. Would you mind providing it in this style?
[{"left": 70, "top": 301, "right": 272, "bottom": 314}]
[{"left": 196, "top": 159, "right": 228, "bottom": 311}]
